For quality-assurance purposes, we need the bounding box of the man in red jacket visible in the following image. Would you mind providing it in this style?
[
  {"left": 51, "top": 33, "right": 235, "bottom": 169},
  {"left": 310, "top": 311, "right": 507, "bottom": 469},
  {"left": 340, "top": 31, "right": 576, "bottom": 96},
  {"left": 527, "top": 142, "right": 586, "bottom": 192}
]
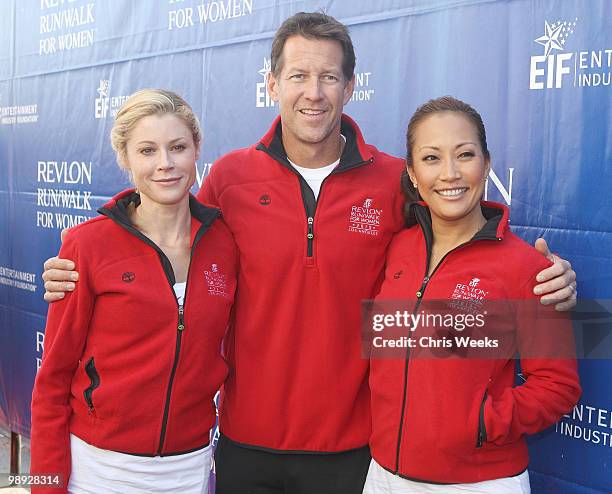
[{"left": 43, "top": 11, "right": 577, "bottom": 494}]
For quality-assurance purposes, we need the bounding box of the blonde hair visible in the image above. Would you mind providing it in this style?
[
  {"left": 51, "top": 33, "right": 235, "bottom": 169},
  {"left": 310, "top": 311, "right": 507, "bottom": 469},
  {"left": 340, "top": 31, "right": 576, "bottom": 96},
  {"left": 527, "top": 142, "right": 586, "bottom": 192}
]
[{"left": 110, "top": 89, "right": 202, "bottom": 169}]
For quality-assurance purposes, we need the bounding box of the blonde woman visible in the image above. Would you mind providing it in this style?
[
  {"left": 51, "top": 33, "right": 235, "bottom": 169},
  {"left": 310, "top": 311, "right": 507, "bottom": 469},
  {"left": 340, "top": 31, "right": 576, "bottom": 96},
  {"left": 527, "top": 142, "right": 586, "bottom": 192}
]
[{"left": 30, "top": 89, "right": 237, "bottom": 493}]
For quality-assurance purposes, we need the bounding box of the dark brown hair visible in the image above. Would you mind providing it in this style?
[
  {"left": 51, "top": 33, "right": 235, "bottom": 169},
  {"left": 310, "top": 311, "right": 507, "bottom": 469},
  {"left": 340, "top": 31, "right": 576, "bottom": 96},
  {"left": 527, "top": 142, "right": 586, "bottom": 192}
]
[
  {"left": 271, "top": 12, "right": 356, "bottom": 81},
  {"left": 402, "top": 96, "right": 490, "bottom": 204}
]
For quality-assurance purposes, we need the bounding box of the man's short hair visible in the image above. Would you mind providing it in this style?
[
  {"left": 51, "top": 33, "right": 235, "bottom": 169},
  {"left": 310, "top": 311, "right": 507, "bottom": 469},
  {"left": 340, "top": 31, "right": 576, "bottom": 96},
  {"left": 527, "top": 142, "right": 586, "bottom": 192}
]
[{"left": 271, "top": 12, "right": 356, "bottom": 81}]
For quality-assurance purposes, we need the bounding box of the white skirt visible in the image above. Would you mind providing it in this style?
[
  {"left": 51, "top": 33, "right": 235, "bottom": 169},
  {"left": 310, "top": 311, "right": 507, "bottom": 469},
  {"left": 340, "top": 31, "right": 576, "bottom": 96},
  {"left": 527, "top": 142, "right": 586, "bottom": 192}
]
[
  {"left": 68, "top": 434, "right": 212, "bottom": 494},
  {"left": 363, "top": 459, "right": 530, "bottom": 494}
]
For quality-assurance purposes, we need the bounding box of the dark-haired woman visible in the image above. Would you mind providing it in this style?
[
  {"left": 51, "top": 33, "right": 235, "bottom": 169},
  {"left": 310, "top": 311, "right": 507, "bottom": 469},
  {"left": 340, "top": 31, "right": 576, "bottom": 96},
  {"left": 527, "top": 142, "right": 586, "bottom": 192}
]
[{"left": 363, "top": 96, "right": 580, "bottom": 494}]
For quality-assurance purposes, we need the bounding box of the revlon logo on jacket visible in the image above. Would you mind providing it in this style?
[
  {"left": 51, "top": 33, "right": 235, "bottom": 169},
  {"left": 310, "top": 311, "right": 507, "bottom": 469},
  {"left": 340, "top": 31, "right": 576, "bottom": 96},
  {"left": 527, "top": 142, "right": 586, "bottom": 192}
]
[
  {"left": 348, "top": 198, "right": 383, "bottom": 236},
  {"left": 204, "top": 263, "right": 229, "bottom": 298},
  {"left": 449, "top": 277, "right": 490, "bottom": 313},
  {"left": 451, "top": 278, "right": 489, "bottom": 301}
]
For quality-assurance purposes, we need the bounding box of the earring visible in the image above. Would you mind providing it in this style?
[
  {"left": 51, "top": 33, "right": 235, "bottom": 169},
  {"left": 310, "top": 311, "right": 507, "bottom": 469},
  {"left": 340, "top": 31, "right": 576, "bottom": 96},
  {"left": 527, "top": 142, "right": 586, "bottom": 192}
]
[{"left": 412, "top": 182, "right": 418, "bottom": 189}]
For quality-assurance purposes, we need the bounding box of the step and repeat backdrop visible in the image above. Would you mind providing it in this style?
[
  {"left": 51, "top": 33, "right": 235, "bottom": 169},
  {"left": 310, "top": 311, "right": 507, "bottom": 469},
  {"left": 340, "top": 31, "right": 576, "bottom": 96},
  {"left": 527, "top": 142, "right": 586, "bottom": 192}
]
[{"left": 0, "top": 0, "right": 610, "bottom": 492}]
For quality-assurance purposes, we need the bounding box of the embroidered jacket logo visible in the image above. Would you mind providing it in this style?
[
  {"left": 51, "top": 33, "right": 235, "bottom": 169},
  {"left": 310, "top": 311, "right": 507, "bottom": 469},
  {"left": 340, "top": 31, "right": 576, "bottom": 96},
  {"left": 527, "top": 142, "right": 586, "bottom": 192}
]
[
  {"left": 204, "top": 264, "right": 229, "bottom": 298},
  {"left": 449, "top": 277, "right": 489, "bottom": 314},
  {"left": 452, "top": 278, "right": 489, "bottom": 301},
  {"left": 348, "top": 198, "right": 383, "bottom": 237}
]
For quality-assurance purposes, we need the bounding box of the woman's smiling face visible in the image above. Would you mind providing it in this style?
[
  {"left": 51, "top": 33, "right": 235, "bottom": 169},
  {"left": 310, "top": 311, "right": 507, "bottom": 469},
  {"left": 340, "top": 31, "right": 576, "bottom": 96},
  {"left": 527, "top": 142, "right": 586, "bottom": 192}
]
[{"left": 408, "top": 111, "right": 490, "bottom": 225}]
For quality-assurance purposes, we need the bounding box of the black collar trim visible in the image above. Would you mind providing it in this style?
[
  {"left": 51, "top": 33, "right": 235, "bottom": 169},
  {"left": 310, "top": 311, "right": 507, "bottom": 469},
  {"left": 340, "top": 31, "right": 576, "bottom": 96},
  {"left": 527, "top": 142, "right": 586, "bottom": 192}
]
[
  {"left": 408, "top": 202, "right": 504, "bottom": 248},
  {"left": 256, "top": 119, "right": 370, "bottom": 173},
  {"left": 97, "top": 191, "right": 220, "bottom": 286},
  {"left": 98, "top": 191, "right": 220, "bottom": 230}
]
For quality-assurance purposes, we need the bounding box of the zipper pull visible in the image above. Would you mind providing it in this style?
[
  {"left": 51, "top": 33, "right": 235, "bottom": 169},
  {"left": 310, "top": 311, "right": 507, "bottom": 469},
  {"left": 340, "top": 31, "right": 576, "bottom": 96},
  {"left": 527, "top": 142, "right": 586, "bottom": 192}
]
[
  {"left": 307, "top": 217, "right": 314, "bottom": 240},
  {"left": 416, "top": 276, "right": 430, "bottom": 298},
  {"left": 178, "top": 305, "right": 185, "bottom": 331}
]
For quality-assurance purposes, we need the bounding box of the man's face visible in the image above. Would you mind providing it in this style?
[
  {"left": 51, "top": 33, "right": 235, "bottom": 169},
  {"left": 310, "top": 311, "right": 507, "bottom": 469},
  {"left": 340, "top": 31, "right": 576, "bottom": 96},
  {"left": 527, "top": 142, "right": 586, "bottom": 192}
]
[{"left": 267, "top": 35, "right": 355, "bottom": 158}]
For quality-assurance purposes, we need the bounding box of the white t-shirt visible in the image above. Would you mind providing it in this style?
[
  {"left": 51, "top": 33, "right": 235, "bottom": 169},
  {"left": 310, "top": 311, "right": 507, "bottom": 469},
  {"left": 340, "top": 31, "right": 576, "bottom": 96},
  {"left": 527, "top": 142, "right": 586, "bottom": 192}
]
[
  {"left": 287, "top": 134, "right": 345, "bottom": 200},
  {"left": 174, "top": 281, "right": 186, "bottom": 305},
  {"left": 67, "top": 282, "right": 212, "bottom": 494}
]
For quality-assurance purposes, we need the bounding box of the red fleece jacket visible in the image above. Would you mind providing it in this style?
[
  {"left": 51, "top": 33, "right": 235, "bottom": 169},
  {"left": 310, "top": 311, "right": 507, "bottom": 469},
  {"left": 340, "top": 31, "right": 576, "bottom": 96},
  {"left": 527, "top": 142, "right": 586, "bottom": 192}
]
[
  {"left": 30, "top": 190, "right": 237, "bottom": 493},
  {"left": 369, "top": 201, "right": 581, "bottom": 483},
  {"left": 198, "top": 115, "right": 405, "bottom": 452}
]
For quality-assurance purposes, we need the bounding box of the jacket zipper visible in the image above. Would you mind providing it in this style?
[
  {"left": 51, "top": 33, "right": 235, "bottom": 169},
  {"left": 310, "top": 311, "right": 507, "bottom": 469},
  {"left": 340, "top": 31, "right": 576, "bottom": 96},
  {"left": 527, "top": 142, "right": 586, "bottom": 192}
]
[
  {"left": 394, "top": 274, "right": 430, "bottom": 472},
  {"left": 256, "top": 142, "right": 371, "bottom": 258},
  {"left": 300, "top": 160, "right": 372, "bottom": 257},
  {"left": 393, "top": 234, "right": 499, "bottom": 472},
  {"left": 97, "top": 194, "right": 218, "bottom": 455},
  {"left": 157, "top": 227, "right": 208, "bottom": 454}
]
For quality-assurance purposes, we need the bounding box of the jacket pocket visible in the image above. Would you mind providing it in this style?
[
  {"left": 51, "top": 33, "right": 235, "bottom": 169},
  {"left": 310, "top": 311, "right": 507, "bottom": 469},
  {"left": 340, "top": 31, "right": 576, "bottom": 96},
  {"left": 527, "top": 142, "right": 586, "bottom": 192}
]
[
  {"left": 83, "top": 357, "right": 100, "bottom": 413},
  {"left": 476, "top": 389, "right": 488, "bottom": 448}
]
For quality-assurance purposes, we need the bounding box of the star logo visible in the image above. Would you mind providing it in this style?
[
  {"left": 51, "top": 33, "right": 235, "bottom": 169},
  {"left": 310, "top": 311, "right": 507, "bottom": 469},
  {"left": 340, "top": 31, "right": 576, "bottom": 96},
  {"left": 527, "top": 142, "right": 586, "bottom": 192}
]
[
  {"left": 258, "top": 58, "right": 271, "bottom": 81},
  {"left": 97, "top": 79, "right": 110, "bottom": 98},
  {"left": 534, "top": 18, "right": 578, "bottom": 58}
]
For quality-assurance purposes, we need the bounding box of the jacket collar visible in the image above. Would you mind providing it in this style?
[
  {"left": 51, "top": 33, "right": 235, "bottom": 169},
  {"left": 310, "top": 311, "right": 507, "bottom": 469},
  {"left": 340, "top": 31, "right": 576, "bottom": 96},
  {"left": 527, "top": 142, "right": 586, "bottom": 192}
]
[
  {"left": 406, "top": 200, "right": 509, "bottom": 246},
  {"left": 256, "top": 114, "right": 374, "bottom": 172},
  {"left": 98, "top": 189, "right": 220, "bottom": 245}
]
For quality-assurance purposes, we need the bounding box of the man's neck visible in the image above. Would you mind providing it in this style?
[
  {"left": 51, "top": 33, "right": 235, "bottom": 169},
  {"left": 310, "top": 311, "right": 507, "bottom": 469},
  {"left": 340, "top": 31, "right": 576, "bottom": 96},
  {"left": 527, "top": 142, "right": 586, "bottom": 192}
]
[{"left": 283, "top": 132, "right": 345, "bottom": 169}]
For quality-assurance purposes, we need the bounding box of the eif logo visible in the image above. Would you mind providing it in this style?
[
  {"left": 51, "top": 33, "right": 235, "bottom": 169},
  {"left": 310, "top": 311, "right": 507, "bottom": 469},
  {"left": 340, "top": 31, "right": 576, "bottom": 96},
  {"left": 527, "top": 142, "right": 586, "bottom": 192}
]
[
  {"left": 363, "top": 198, "right": 373, "bottom": 208},
  {"left": 256, "top": 58, "right": 275, "bottom": 108},
  {"left": 94, "top": 80, "right": 130, "bottom": 119},
  {"left": 468, "top": 278, "right": 480, "bottom": 288},
  {"left": 530, "top": 19, "right": 577, "bottom": 89},
  {"left": 529, "top": 18, "right": 612, "bottom": 90},
  {"left": 94, "top": 80, "right": 111, "bottom": 118}
]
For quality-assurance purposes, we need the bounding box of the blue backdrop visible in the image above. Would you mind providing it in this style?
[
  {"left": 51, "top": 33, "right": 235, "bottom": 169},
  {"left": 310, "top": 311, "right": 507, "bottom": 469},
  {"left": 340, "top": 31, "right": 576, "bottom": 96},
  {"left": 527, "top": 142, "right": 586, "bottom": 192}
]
[{"left": 0, "top": 1, "right": 610, "bottom": 492}]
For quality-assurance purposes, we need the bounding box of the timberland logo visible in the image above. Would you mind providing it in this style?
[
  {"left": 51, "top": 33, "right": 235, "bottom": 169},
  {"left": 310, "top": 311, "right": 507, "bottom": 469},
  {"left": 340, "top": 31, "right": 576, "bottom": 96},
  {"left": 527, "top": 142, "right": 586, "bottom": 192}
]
[
  {"left": 348, "top": 198, "right": 382, "bottom": 237},
  {"left": 122, "top": 272, "right": 135, "bottom": 283},
  {"left": 204, "top": 264, "right": 229, "bottom": 298},
  {"left": 259, "top": 194, "right": 271, "bottom": 206}
]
